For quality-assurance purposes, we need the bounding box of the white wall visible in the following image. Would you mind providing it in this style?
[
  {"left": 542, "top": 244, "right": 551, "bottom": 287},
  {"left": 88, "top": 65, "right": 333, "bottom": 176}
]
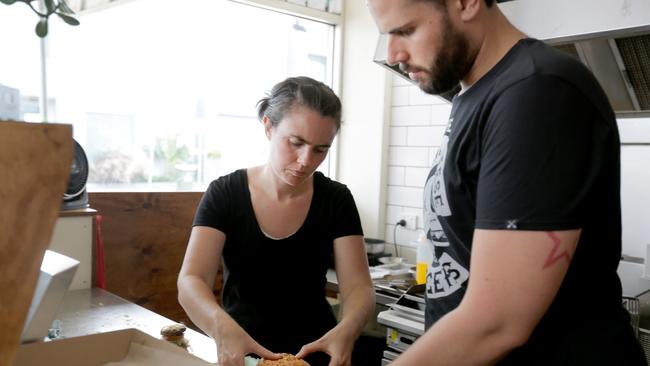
[
  {"left": 336, "top": 0, "right": 391, "bottom": 239},
  {"left": 619, "top": 118, "right": 650, "bottom": 259},
  {"left": 383, "top": 76, "right": 451, "bottom": 261},
  {"left": 337, "top": 2, "right": 453, "bottom": 258}
]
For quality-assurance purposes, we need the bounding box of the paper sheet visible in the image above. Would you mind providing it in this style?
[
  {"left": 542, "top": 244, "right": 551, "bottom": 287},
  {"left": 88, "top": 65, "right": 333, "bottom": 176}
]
[
  {"left": 102, "top": 342, "right": 211, "bottom": 366},
  {"left": 244, "top": 356, "right": 260, "bottom": 366}
]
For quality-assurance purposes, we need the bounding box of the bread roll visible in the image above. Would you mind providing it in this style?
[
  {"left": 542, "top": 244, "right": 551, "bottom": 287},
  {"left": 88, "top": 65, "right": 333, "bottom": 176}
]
[{"left": 258, "top": 354, "right": 310, "bottom": 366}]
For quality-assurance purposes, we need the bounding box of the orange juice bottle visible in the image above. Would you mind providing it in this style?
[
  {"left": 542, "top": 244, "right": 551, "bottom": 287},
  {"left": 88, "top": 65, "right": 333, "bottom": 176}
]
[{"left": 416, "top": 231, "right": 432, "bottom": 285}]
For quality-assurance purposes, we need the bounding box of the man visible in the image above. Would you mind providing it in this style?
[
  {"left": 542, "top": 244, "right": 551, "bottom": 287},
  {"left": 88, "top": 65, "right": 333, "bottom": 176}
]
[{"left": 367, "top": 0, "right": 647, "bottom": 365}]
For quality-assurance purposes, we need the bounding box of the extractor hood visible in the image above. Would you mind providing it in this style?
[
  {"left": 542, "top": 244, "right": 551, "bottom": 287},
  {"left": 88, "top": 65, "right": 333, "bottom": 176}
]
[{"left": 374, "top": 0, "right": 650, "bottom": 115}]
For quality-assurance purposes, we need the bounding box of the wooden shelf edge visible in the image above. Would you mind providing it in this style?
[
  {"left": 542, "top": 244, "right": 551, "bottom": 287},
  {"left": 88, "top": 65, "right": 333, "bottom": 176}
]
[{"left": 59, "top": 208, "right": 97, "bottom": 218}]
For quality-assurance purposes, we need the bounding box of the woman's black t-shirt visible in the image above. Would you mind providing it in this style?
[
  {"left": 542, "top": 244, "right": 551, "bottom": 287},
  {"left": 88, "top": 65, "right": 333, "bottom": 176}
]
[{"left": 193, "top": 169, "right": 363, "bottom": 357}]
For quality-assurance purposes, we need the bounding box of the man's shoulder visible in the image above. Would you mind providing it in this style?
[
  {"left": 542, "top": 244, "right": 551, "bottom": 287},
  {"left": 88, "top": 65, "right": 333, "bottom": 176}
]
[
  {"left": 524, "top": 39, "right": 596, "bottom": 85},
  {"left": 467, "top": 39, "right": 613, "bottom": 118},
  {"left": 499, "top": 39, "right": 606, "bottom": 102}
]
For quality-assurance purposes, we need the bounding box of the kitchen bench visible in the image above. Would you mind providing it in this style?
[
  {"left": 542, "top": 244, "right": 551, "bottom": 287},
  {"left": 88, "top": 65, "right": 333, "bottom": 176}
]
[{"left": 53, "top": 287, "right": 218, "bottom": 363}]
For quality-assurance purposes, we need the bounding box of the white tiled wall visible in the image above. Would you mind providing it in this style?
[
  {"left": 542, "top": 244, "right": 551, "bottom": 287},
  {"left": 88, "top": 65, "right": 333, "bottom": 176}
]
[{"left": 383, "top": 75, "right": 452, "bottom": 262}]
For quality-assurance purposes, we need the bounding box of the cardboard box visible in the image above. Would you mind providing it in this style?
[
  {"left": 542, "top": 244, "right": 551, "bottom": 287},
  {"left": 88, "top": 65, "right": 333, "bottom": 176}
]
[
  {"left": 14, "top": 328, "right": 213, "bottom": 366},
  {"left": 0, "top": 122, "right": 73, "bottom": 366}
]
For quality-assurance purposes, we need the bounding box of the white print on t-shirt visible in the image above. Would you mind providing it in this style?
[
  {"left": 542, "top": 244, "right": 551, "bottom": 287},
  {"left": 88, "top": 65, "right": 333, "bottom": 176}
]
[
  {"left": 428, "top": 117, "right": 452, "bottom": 217},
  {"left": 423, "top": 175, "right": 449, "bottom": 247},
  {"left": 426, "top": 252, "right": 469, "bottom": 299}
]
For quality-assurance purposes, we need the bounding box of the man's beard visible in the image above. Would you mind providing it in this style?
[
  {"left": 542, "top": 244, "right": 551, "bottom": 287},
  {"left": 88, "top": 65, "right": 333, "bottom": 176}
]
[{"left": 402, "top": 16, "right": 476, "bottom": 95}]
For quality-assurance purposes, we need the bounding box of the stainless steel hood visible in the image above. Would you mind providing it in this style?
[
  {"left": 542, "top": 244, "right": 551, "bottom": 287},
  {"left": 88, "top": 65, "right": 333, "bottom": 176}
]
[
  {"left": 500, "top": 0, "right": 650, "bottom": 114},
  {"left": 374, "top": 0, "right": 650, "bottom": 114}
]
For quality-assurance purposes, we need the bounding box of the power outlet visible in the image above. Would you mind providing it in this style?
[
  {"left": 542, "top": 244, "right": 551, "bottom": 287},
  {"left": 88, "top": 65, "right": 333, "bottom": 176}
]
[{"left": 404, "top": 214, "right": 417, "bottom": 230}]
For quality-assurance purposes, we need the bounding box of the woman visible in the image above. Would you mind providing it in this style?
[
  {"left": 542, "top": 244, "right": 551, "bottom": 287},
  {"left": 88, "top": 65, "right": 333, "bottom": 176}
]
[{"left": 178, "top": 76, "right": 375, "bottom": 366}]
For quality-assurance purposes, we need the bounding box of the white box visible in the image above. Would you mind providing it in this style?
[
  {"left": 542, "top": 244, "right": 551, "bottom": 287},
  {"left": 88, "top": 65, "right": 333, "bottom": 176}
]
[
  {"left": 48, "top": 212, "right": 95, "bottom": 290},
  {"left": 15, "top": 328, "right": 210, "bottom": 366}
]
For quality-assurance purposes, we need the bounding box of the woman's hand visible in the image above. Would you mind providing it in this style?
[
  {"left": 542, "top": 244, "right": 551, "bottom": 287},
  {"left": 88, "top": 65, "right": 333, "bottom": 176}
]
[
  {"left": 214, "top": 315, "right": 280, "bottom": 366},
  {"left": 297, "top": 235, "right": 374, "bottom": 366},
  {"left": 295, "top": 324, "right": 356, "bottom": 366},
  {"left": 297, "top": 234, "right": 375, "bottom": 366}
]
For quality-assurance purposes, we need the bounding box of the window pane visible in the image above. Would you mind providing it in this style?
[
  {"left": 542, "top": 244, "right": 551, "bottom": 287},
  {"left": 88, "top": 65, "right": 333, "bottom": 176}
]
[
  {"left": 46, "top": 0, "right": 335, "bottom": 191},
  {"left": 0, "top": 5, "right": 43, "bottom": 122}
]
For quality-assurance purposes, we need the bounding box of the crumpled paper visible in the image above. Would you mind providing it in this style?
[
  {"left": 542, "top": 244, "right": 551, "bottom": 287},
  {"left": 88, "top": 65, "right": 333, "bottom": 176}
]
[{"left": 244, "top": 356, "right": 260, "bottom": 366}]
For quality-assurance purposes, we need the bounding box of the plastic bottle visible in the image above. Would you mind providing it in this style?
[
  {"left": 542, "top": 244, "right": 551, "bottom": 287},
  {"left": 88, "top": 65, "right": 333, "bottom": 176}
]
[{"left": 416, "top": 230, "right": 433, "bottom": 285}]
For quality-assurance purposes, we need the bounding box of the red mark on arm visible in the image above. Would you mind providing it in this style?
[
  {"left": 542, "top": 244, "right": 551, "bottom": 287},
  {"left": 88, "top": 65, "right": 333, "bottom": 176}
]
[{"left": 543, "top": 232, "right": 573, "bottom": 269}]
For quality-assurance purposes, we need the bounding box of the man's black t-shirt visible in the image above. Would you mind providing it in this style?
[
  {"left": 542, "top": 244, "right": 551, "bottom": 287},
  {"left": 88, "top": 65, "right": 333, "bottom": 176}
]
[
  {"left": 193, "top": 169, "right": 363, "bottom": 358},
  {"left": 423, "top": 38, "right": 645, "bottom": 364}
]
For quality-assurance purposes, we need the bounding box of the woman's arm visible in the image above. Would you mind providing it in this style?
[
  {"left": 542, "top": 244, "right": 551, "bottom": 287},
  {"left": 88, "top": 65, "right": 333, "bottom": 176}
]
[
  {"left": 177, "top": 226, "right": 278, "bottom": 366},
  {"left": 333, "top": 235, "right": 376, "bottom": 340},
  {"left": 177, "top": 226, "right": 224, "bottom": 337},
  {"left": 296, "top": 235, "right": 375, "bottom": 365}
]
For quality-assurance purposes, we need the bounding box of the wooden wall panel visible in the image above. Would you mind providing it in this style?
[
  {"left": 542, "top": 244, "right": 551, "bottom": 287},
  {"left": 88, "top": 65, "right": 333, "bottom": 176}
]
[{"left": 88, "top": 192, "right": 222, "bottom": 332}]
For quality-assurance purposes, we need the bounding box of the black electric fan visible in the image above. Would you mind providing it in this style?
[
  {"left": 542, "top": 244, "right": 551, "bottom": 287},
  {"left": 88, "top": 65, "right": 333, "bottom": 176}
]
[{"left": 62, "top": 139, "right": 89, "bottom": 210}]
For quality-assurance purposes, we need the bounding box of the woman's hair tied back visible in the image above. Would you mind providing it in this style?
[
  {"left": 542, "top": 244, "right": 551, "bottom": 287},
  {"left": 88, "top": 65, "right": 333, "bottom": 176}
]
[{"left": 256, "top": 76, "right": 341, "bottom": 130}]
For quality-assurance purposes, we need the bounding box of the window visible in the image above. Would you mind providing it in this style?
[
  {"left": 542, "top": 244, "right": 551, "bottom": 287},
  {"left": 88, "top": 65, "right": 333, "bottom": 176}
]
[
  {"left": 0, "top": 6, "right": 43, "bottom": 122},
  {"left": 42, "top": 0, "right": 337, "bottom": 191}
]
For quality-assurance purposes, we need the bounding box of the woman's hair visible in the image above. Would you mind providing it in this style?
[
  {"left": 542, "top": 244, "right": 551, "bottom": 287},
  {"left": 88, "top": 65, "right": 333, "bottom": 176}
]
[{"left": 256, "top": 76, "right": 342, "bottom": 130}]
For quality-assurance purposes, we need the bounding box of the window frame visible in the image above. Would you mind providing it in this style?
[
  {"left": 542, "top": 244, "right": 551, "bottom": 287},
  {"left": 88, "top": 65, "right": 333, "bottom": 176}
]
[{"left": 230, "top": 0, "right": 344, "bottom": 180}]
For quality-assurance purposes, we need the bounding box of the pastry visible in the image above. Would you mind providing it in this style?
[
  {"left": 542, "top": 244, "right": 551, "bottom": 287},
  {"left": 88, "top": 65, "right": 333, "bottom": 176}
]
[
  {"left": 258, "top": 354, "right": 310, "bottom": 366},
  {"left": 160, "top": 323, "right": 189, "bottom": 348}
]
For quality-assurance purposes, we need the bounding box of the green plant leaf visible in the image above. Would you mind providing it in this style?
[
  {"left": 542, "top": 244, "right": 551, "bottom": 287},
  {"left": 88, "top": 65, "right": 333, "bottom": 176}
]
[
  {"left": 56, "top": 12, "right": 79, "bottom": 25},
  {"left": 35, "top": 18, "right": 48, "bottom": 37},
  {"left": 44, "top": 0, "right": 55, "bottom": 12},
  {"left": 0, "top": 0, "right": 18, "bottom": 5},
  {"left": 58, "top": 0, "right": 74, "bottom": 14}
]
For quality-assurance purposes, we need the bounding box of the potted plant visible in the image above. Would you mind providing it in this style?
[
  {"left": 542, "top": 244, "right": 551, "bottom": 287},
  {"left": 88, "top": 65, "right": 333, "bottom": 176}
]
[{"left": 0, "top": 0, "right": 79, "bottom": 37}]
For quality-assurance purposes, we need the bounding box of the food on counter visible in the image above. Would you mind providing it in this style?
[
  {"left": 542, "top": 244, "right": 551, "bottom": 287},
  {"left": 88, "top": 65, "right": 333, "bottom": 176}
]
[
  {"left": 160, "top": 323, "right": 189, "bottom": 349},
  {"left": 258, "top": 354, "right": 310, "bottom": 366}
]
